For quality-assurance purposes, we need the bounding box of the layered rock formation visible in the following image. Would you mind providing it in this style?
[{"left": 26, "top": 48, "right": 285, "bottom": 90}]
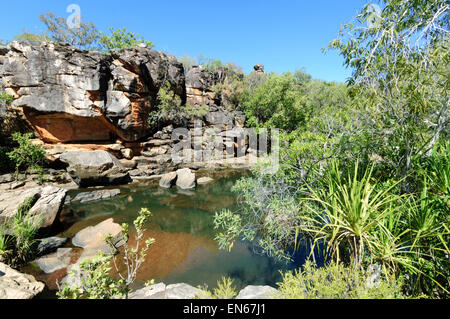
[
  {"left": 0, "top": 41, "right": 185, "bottom": 143},
  {"left": 1, "top": 41, "right": 258, "bottom": 186}
]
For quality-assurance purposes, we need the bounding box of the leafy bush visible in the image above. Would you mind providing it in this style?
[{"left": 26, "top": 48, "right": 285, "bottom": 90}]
[
  {"left": 99, "top": 27, "right": 154, "bottom": 52},
  {"left": 7, "top": 132, "right": 46, "bottom": 178},
  {"left": 276, "top": 261, "right": 404, "bottom": 299},
  {"left": 39, "top": 12, "right": 100, "bottom": 50},
  {"left": 57, "top": 208, "right": 155, "bottom": 299},
  {"left": 197, "top": 277, "right": 238, "bottom": 299}
]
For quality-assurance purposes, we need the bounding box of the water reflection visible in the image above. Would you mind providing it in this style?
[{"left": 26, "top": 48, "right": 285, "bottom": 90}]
[{"left": 27, "top": 171, "right": 302, "bottom": 295}]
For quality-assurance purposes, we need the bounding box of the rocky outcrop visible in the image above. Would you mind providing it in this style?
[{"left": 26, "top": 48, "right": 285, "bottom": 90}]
[
  {"left": 129, "top": 282, "right": 203, "bottom": 299},
  {"left": 59, "top": 151, "right": 131, "bottom": 187},
  {"left": 254, "top": 64, "right": 265, "bottom": 73},
  {"left": 0, "top": 262, "right": 45, "bottom": 299},
  {"left": 0, "top": 186, "right": 67, "bottom": 229},
  {"left": 0, "top": 42, "right": 185, "bottom": 143}
]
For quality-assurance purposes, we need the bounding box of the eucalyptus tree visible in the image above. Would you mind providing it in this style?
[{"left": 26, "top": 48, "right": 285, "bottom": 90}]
[{"left": 328, "top": 0, "right": 449, "bottom": 188}]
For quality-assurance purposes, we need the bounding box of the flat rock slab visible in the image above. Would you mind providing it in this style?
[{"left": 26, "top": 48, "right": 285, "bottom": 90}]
[
  {"left": 0, "top": 262, "right": 45, "bottom": 299},
  {"left": 235, "top": 285, "right": 278, "bottom": 299},
  {"left": 33, "top": 248, "right": 73, "bottom": 274},
  {"left": 70, "top": 189, "right": 121, "bottom": 204},
  {"left": 59, "top": 151, "right": 131, "bottom": 187}
]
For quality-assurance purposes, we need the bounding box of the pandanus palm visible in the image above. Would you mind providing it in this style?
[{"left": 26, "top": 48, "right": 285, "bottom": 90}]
[{"left": 298, "top": 160, "right": 403, "bottom": 267}]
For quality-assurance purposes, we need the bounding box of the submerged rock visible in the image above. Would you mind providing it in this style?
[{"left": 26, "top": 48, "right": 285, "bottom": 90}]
[
  {"left": 72, "top": 218, "right": 124, "bottom": 262},
  {"left": 197, "top": 177, "right": 214, "bottom": 184},
  {"left": 0, "top": 262, "right": 45, "bottom": 299},
  {"left": 70, "top": 189, "right": 121, "bottom": 204},
  {"left": 33, "top": 248, "right": 73, "bottom": 274}
]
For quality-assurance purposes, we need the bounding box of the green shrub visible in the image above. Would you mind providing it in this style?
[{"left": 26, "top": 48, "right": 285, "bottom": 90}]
[
  {"left": 197, "top": 277, "right": 238, "bottom": 299},
  {"left": 7, "top": 132, "right": 46, "bottom": 178},
  {"left": 57, "top": 208, "right": 155, "bottom": 299},
  {"left": 99, "top": 27, "right": 154, "bottom": 52},
  {"left": 276, "top": 261, "right": 404, "bottom": 299},
  {"left": 0, "top": 196, "right": 42, "bottom": 267}
]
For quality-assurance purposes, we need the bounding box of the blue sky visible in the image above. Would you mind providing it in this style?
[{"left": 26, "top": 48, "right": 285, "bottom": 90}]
[{"left": 0, "top": 0, "right": 370, "bottom": 82}]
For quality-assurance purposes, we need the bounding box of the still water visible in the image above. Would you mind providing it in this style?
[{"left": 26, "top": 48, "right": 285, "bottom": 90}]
[{"left": 25, "top": 170, "right": 305, "bottom": 296}]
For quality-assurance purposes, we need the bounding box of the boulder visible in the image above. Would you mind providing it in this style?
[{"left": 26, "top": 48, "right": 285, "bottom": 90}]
[
  {"left": 70, "top": 189, "right": 121, "bottom": 204},
  {"left": 0, "top": 186, "right": 66, "bottom": 230},
  {"left": 33, "top": 248, "right": 73, "bottom": 274},
  {"left": 72, "top": 218, "right": 124, "bottom": 262},
  {"left": 176, "top": 168, "right": 196, "bottom": 189},
  {"left": 254, "top": 64, "right": 265, "bottom": 73},
  {"left": 159, "top": 172, "right": 177, "bottom": 188},
  {"left": 0, "top": 262, "right": 45, "bottom": 299},
  {"left": 165, "top": 283, "right": 203, "bottom": 299},
  {"left": 28, "top": 186, "right": 68, "bottom": 228},
  {"left": 59, "top": 151, "right": 131, "bottom": 187},
  {"left": 235, "top": 285, "right": 278, "bottom": 299},
  {"left": 129, "top": 283, "right": 167, "bottom": 299}
]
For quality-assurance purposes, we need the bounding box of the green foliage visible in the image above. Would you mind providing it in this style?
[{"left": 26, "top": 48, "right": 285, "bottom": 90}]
[
  {"left": 0, "top": 91, "right": 14, "bottom": 105},
  {"left": 178, "top": 55, "right": 198, "bottom": 73},
  {"left": 14, "top": 29, "right": 50, "bottom": 45},
  {"left": 57, "top": 252, "right": 125, "bottom": 299},
  {"left": 7, "top": 132, "right": 46, "bottom": 178},
  {"left": 299, "top": 160, "right": 404, "bottom": 266},
  {"left": 328, "top": 0, "right": 449, "bottom": 187},
  {"left": 99, "top": 27, "right": 154, "bottom": 52},
  {"left": 0, "top": 196, "right": 41, "bottom": 267},
  {"left": 276, "top": 261, "right": 404, "bottom": 299},
  {"left": 57, "top": 208, "right": 155, "bottom": 299},
  {"left": 39, "top": 12, "right": 100, "bottom": 49},
  {"left": 148, "top": 81, "right": 183, "bottom": 128},
  {"left": 197, "top": 55, "right": 224, "bottom": 72},
  {"left": 198, "top": 277, "right": 238, "bottom": 299},
  {"left": 242, "top": 73, "right": 310, "bottom": 131}
]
